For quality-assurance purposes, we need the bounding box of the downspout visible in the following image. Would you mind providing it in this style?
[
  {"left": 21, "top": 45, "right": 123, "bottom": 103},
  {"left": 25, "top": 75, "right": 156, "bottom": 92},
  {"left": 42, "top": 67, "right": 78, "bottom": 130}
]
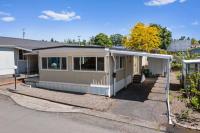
[
  {"left": 112, "top": 55, "right": 116, "bottom": 96},
  {"left": 104, "top": 48, "right": 116, "bottom": 96}
]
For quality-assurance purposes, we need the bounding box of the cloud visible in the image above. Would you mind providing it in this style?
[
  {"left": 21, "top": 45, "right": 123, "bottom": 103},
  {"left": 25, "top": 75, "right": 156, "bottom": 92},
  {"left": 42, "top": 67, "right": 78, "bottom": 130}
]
[
  {"left": 39, "top": 10, "right": 81, "bottom": 22},
  {"left": 0, "top": 11, "right": 10, "bottom": 16},
  {"left": 179, "top": 0, "right": 187, "bottom": 3},
  {"left": 144, "top": 0, "right": 186, "bottom": 6},
  {"left": 38, "top": 15, "right": 49, "bottom": 20},
  {"left": 144, "top": 0, "right": 176, "bottom": 6},
  {"left": 0, "top": 11, "right": 15, "bottom": 22},
  {"left": 1, "top": 16, "right": 15, "bottom": 22},
  {"left": 192, "top": 21, "right": 199, "bottom": 26}
]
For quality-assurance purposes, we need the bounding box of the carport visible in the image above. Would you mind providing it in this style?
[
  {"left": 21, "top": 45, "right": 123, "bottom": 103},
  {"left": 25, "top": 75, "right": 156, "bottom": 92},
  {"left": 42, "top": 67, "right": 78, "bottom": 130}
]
[{"left": 107, "top": 48, "right": 173, "bottom": 123}]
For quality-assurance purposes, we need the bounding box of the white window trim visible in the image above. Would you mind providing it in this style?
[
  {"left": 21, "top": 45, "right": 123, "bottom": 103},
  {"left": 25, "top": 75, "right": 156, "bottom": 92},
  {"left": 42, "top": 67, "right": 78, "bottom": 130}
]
[
  {"left": 72, "top": 56, "right": 105, "bottom": 72},
  {"left": 41, "top": 57, "right": 68, "bottom": 71},
  {"left": 116, "top": 56, "right": 125, "bottom": 71}
]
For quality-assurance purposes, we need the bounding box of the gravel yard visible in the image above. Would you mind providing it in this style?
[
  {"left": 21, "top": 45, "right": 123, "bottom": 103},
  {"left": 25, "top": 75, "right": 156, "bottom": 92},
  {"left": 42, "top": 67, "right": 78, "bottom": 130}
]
[{"left": 170, "top": 71, "right": 200, "bottom": 130}]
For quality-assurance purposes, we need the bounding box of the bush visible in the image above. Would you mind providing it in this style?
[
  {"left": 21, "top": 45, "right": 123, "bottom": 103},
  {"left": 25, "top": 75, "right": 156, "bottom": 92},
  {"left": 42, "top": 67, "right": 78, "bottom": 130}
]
[
  {"left": 176, "top": 72, "right": 181, "bottom": 80},
  {"left": 184, "top": 72, "right": 200, "bottom": 111},
  {"left": 177, "top": 110, "right": 190, "bottom": 120},
  {"left": 171, "top": 62, "right": 182, "bottom": 70},
  {"left": 191, "top": 96, "right": 200, "bottom": 110}
]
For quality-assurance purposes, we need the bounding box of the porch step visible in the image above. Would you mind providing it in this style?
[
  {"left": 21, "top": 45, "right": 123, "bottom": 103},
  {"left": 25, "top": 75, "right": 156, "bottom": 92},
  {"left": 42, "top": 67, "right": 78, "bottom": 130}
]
[{"left": 132, "top": 75, "right": 142, "bottom": 83}]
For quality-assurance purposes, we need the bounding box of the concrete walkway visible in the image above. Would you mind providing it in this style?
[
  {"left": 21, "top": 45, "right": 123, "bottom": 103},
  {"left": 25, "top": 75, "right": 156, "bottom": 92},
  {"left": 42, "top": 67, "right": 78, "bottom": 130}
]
[{"left": 0, "top": 87, "right": 166, "bottom": 132}]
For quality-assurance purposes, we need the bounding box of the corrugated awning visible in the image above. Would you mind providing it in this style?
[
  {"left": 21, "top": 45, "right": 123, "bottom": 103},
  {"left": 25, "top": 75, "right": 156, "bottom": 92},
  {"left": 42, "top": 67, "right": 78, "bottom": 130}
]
[{"left": 107, "top": 49, "right": 173, "bottom": 60}]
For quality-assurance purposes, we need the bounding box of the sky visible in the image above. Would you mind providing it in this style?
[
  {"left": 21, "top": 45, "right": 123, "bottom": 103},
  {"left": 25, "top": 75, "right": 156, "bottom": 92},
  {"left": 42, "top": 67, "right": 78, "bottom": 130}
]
[{"left": 0, "top": 0, "right": 200, "bottom": 41}]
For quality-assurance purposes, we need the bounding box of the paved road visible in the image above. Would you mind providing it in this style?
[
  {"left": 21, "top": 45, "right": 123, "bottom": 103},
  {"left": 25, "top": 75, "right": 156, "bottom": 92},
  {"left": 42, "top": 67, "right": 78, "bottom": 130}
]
[{"left": 0, "top": 94, "right": 163, "bottom": 133}]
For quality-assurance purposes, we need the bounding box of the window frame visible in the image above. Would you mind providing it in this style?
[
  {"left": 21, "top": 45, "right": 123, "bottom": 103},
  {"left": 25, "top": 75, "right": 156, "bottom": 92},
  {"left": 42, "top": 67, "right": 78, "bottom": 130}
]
[
  {"left": 72, "top": 56, "right": 105, "bottom": 72},
  {"left": 41, "top": 57, "right": 68, "bottom": 71},
  {"left": 116, "top": 56, "right": 125, "bottom": 71},
  {"left": 18, "top": 49, "right": 26, "bottom": 61}
]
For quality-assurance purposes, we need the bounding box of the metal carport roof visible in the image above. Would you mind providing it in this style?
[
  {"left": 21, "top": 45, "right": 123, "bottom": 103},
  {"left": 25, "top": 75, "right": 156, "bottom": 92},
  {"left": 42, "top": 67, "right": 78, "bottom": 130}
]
[{"left": 107, "top": 48, "right": 173, "bottom": 60}]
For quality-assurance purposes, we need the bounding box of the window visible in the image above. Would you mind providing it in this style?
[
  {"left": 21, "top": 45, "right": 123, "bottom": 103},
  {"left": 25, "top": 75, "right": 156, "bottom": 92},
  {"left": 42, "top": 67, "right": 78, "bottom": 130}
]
[
  {"left": 120, "top": 56, "right": 125, "bottom": 69},
  {"left": 81, "top": 57, "right": 96, "bottom": 71},
  {"left": 116, "top": 56, "right": 125, "bottom": 70},
  {"left": 61, "top": 57, "right": 67, "bottom": 70},
  {"left": 19, "top": 49, "right": 26, "bottom": 60},
  {"left": 48, "top": 57, "right": 60, "bottom": 69},
  {"left": 73, "top": 57, "right": 104, "bottom": 71},
  {"left": 42, "top": 58, "right": 47, "bottom": 69},
  {"left": 41, "top": 57, "right": 67, "bottom": 70},
  {"left": 97, "top": 57, "right": 104, "bottom": 71}
]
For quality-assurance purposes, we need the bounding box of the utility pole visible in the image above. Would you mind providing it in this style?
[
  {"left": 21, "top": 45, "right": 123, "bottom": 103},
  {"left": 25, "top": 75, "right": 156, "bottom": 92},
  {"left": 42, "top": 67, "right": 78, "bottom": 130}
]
[{"left": 22, "top": 28, "right": 25, "bottom": 39}]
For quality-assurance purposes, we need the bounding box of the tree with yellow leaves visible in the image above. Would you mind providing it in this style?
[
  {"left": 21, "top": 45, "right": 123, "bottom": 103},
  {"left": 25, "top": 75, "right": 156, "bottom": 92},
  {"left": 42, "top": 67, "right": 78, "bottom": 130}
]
[{"left": 124, "top": 22, "right": 161, "bottom": 52}]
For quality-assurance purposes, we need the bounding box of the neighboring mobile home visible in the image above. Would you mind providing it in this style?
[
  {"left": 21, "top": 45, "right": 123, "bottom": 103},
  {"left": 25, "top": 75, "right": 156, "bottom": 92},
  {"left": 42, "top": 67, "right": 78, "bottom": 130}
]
[
  {"left": 0, "top": 36, "right": 64, "bottom": 75},
  {"left": 181, "top": 59, "right": 200, "bottom": 88},
  {"left": 167, "top": 40, "right": 191, "bottom": 52}
]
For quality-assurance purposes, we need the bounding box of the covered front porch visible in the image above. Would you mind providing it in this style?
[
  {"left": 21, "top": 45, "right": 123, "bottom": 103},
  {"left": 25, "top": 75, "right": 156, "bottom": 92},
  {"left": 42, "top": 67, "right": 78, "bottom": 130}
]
[
  {"left": 108, "top": 49, "right": 173, "bottom": 124},
  {"left": 24, "top": 52, "right": 39, "bottom": 78},
  {"left": 108, "top": 49, "right": 172, "bottom": 96}
]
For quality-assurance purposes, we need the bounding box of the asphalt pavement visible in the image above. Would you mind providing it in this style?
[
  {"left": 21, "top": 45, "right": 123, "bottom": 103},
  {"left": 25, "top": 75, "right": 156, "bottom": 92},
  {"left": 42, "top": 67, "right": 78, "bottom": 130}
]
[{"left": 0, "top": 94, "right": 162, "bottom": 133}]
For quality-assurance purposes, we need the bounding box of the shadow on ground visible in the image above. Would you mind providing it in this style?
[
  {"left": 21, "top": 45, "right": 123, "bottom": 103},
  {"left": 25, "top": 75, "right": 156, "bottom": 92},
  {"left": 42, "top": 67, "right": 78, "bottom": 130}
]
[{"left": 112, "top": 78, "right": 157, "bottom": 102}]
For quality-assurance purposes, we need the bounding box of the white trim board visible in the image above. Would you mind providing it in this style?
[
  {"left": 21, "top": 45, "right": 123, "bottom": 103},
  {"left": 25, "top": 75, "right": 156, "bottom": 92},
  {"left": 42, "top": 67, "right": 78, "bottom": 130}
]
[{"left": 108, "top": 49, "right": 173, "bottom": 60}]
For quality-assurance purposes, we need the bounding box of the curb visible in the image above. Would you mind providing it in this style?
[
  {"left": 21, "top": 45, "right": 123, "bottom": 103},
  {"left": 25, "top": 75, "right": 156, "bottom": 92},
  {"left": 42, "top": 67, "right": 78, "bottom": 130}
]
[{"left": 171, "top": 114, "right": 200, "bottom": 131}]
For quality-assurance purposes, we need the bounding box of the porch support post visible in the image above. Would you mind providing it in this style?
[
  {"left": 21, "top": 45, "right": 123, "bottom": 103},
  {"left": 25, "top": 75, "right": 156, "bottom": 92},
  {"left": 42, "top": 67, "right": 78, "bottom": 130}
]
[
  {"left": 108, "top": 53, "right": 111, "bottom": 97},
  {"left": 26, "top": 55, "right": 29, "bottom": 78},
  {"left": 166, "top": 59, "right": 172, "bottom": 124},
  {"left": 125, "top": 56, "right": 127, "bottom": 88}
]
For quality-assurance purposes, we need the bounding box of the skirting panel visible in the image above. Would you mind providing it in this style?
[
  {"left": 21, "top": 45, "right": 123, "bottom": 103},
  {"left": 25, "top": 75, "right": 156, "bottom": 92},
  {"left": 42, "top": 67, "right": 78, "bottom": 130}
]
[
  {"left": 25, "top": 81, "right": 110, "bottom": 96},
  {"left": 115, "top": 75, "right": 132, "bottom": 93}
]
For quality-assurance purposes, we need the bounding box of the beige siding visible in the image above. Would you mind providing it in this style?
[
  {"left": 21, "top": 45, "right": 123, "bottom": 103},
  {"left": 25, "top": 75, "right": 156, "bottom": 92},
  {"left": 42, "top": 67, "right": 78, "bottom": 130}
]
[
  {"left": 40, "top": 70, "right": 107, "bottom": 85},
  {"left": 39, "top": 50, "right": 109, "bottom": 85},
  {"left": 116, "top": 56, "right": 133, "bottom": 82}
]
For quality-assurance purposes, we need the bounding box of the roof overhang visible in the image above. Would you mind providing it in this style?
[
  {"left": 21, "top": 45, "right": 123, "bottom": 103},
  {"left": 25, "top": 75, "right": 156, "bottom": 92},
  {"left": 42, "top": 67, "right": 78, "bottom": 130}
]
[
  {"left": 0, "top": 45, "right": 32, "bottom": 52},
  {"left": 23, "top": 51, "right": 38, "bottom": 55},
  {"left": 15, "top": 46, "right": 32, "bottom": 52},
  {"left": 107, "top": 49, "right": 173, "bottom": 60},
  {"left": 183, "top": 59, "right": 200, "bottom": 64}
]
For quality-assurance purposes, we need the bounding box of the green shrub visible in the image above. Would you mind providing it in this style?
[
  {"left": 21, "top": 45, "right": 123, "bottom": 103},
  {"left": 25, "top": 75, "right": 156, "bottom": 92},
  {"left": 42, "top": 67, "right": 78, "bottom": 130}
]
[
  {"left": 178, "top": 110, "right": 190, "bottom": 120},
  {"left": 191, "top": 96, "right": 200, "bottom": 110},
  {"left": 171, "top": 62, "right": 182, "bottom": 70},
  {"left": 185, "top": 72, "right": 200, "bottom": 111},
  {"left": 176, "top": 72, "right": 181, "bottom": 80}
]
